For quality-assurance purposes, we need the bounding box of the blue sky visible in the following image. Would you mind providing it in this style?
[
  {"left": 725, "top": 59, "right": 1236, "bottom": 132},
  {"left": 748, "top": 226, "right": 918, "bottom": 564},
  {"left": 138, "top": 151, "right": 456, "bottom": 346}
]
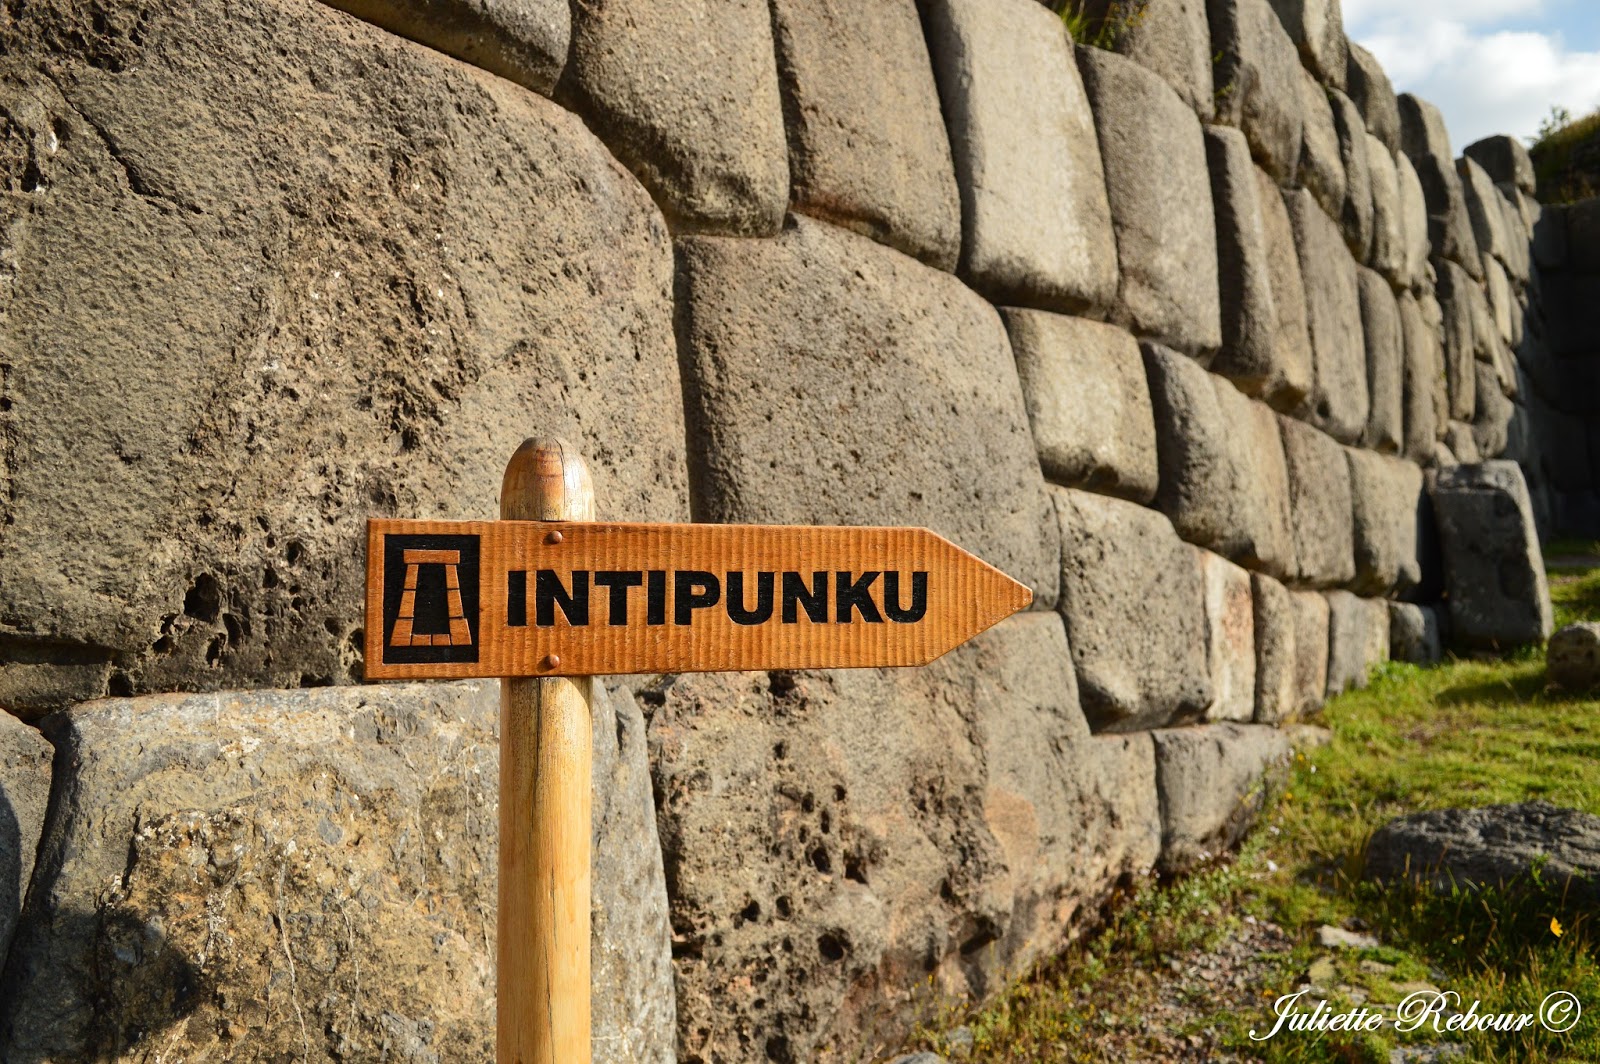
[{"left": 1346, "top": 0, "right": 1600, "bottom": 152}]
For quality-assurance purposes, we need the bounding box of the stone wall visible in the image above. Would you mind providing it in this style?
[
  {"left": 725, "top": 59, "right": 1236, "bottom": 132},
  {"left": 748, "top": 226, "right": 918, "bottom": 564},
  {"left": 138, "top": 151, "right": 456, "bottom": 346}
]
[{"left": 0, "top": 0, "right": 1559, "bottom": 1060}]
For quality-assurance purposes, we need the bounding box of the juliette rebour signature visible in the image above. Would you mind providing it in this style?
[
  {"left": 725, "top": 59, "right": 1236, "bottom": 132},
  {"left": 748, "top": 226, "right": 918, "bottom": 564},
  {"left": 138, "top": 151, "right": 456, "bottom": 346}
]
[{"left": 1249, "top": 987, "right": 1583, "bottom": 1040}]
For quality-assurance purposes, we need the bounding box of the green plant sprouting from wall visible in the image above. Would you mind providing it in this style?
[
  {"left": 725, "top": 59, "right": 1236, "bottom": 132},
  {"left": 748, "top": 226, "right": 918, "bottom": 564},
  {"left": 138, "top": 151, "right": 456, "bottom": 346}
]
[{"left": 1048, "top": 0, "right": 1151, "bottom": 52}]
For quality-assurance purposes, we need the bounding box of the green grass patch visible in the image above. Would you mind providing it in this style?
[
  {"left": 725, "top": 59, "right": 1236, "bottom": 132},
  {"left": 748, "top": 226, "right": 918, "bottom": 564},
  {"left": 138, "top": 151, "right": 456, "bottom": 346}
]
[{"left": 1529, "top": 106, "right": 1600, "bottom": 204}]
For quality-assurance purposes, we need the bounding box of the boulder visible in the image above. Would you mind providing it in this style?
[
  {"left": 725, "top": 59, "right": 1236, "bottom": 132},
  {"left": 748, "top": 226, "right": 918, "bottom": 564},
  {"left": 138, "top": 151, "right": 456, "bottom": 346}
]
[
  {"left": 1397, "top": 94, "right": 1479, "bottom": 278},
  {"left": 1208, "top": 0, "right": 1305, "bottom": 184},
  {"left": 1199, "top": 550, "right": 1258, "bottom": 722},
  {"left": 1347, "top": 449, "right": 1424, "bottom": 596},
  {"left": 0, "top": 681, "right": 674, "bottom": 1062},
  {"left": 1279, "top": 414, "right": 1356, "bottom": 586},
  {"left": 1152, "top": 723, "right": 1291, "bottom": 873},
  {"left": 1395, "top": 150, "right": 1432, "bottom": 289},
  {"left": 1389, "top": 601, "right": 1443, "bottom": 665},
  {"left": 1344, "top": 43, "right": 1400, "bottom": 152},
  {"left": 924, "top": 0, "right": 1118, "bottom": 313},
  {"left": 1208, "top": 127, "right": 1288, "bottom": 401},
  {"left": 1296, "top": 68, "right": 1347, "bottom": 221},
  {"left": 1324, "top": 589, "right": 1388, "bottom": 695},
  {"left": 1464, "top": 135, "right": 1536, "bottom": 195},
  {"left": 647, "top": 615, "right": 1160, "bottom": 1059},
  {"left": 1330, "top": 89, "right": 1373, "bottom": 260},
  {"left": 1266, "top": 0, "right": 1348, "bottom": 88},
  {"left": 1053, "top": 488, "right": 1213, "bottom": 732},
  {"left": 1366, "top": 135, "right": 1406, "bottom": 284},
  {"left": 0, "top": 0, "right": 690, "bottom": 704},
  {"left": 1142, "top": 344, "right": 1296, "bottom": 577},
  {"left": 1430, "top": 461, "right": 1553, "bottom": 649},
  {"left": 1289, "top": 589, "right": 1331, "bottom": 715},
  {"left": 1365, "top": 802, "right": 1600, "bottom": 906},
  {"left": 1548, "top": 623, "right": 1600, "bottom": 691},
  {"left": 1285, "top": 188, "right": 1369, "bottom": 443},
  {"left": 675, "top": 215, "right": 1061, "bottom": 609},
  {"left": 1458, "top": 156, "right": 1510, "bottom": 271},
  {"left": 1437, "top": 259, "right": 1480, "bottom": 422},
  {"left": 324, "top": 0, "right": 568, "bottom": 95},
  {"left": 1399, "top": 290, "right": 1445, "bottom": 466},
  {"left": 769, "top": 0, "right": 960, "bottom": 269},
  {"left": 560, "top": 0, "right": 787, "bottom": 235},
  {"left": 0, "top": 713, "right": 51, "bottom": 968},
  {"left": 1079, "top": 47, "right": 1221, "bottom": 356},
  {"left": 1357, "top": 267, "right": 1404, "bottom": 453},
  {"left": 1253, "top": 165, "right": 1318, "bottom": 409},
  {"left": 1003, "top": 311, "right": 1159, "bottom": 504},
  {"left": 1085, "top": 0, "right": 1214, "bottom": 120},
  {"left": 1473, "top": 362, "right": 1514, "bottom": 459},
  {"left": 1252, "top": 572, "right": 1298, "bottom": 724}
]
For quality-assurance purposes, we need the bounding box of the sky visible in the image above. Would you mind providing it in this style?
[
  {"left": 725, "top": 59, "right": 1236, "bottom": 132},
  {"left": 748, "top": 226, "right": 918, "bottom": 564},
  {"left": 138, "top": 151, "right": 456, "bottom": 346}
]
[{"left": 1345, "top": 0, "right": 1600, "bottom": 153}]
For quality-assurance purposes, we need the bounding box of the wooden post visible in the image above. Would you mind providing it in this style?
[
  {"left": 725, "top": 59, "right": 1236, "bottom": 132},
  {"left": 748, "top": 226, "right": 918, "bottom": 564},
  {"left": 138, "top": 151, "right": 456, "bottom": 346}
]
[{"left": 498, "top": 437, "right": 594, "bottom": 1064}]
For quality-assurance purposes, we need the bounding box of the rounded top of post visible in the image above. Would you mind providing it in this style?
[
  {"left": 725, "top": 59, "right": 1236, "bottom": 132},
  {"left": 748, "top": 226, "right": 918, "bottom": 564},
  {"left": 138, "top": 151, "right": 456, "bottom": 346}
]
[{"left": 501, "top": 436, "right": 595, "bottom": 522}]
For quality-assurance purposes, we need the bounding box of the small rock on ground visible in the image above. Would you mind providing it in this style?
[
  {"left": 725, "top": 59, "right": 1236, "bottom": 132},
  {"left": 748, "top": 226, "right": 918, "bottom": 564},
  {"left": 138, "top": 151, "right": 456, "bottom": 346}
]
[
  {"left": 1548, "top": 622, "right": 1600, "bottom": 690},
  {"left": 1318, "top": 924, "right": 1381, "bottom": 950}
]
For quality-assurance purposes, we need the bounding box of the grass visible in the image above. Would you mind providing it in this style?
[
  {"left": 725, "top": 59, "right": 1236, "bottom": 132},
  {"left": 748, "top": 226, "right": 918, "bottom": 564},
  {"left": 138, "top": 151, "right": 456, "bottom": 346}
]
[
  {"left": 1049, "top": 1, "right": 1150, "bottom": 51},
  {"left": 898, "top": 565, "right": 1600, "bottom": 1062},
  {"left": 1528, "top": 107, "right": 1600, "bottom": 204}
]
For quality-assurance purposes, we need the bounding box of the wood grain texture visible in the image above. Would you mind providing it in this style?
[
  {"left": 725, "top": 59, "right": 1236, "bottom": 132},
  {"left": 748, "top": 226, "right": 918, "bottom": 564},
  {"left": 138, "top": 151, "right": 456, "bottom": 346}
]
[
  {"left": 498, "top": 438, "right": 593, "bottom": 1064},
  {"left": 364, "top": 521, "right": 1034, "bottom": 679}
]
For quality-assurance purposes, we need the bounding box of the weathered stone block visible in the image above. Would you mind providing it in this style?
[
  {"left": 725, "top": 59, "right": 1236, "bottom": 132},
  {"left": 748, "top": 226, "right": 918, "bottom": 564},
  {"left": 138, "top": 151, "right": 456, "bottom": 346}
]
[
  {"left": 1367, "top": 135, "right": 1405, "bottom": 283},
  {"left": 1086, "top": 0, "right": 1214, "bottom": 120},
  {"left": 1437, "top": 259, "right": 1480, "bottom": 421},
  {"left": 1474, "top": 362, "right": 1514, "bottom": 459},
  {"left": 1346, "top": 449, "right": 1424, "bottom": 596},
  {"left": 925, "top": 0, "right": 1118, "bottom": 313},
  {"left": 676, "top": 216, "right": 1060, "bottom": 608},
  {"left": 1297, "top": 67, "right": 1347, "bottom": 220},
  {"left": 769, "top": 0, "right": 960, "bottom": 269},
  {"left": 0, "top": 713, "right": 51, "bottom": 969},
  {"left": 1252, "top": 572, "right": 1297, "bottom": 723},
  {"left": 1548, "top": 623, "right": 1600, "bottom": 691},
  {"left": 1446, "top": 421, "right": 1482, "bottom": 464},
  {"left": 1465, "top": 134, "right": 1536, "bottom": 195},
  {"left": 0, "top": 681, "right": 674, "bottom": 1062},
  {"left": 1395, "top": 150, "right": 1432, "bottom": 289},
  {"left": 1330, "top": 89, "right": 1373, "bottom": 260},
  {"left": 1267, "top": 0, "right": 1348, "bottom": 87},
  {"left": 1152, "top": 723, "right": 1291, "bottom": 873},
  {"left": 648, "top": 614, "right": 1153, "bottom": 1059},
  {"left": 1345, "top": 43, "right": 1400, "bottom": 151},
  {"left": 0, "top": 0, "right": 690, "bottom": 699},
  {"left": 1533, "top": 201, "right": 1568, "bottom": 271},
  {"left": 560, "top": 0, "right": 787, "bottom": 235},
  {"left": 1399, "top": 290, "right": 1445, "bottom": 466},
  {"left": 1143, "top": 344, "right": 1296, "bottom": 576},
  {"left": 1254, "top": 165, "right": 1318, "bottom": 409},
  {"left": 1199, "top": 550, "right": 1258, "bottom": 722},
  {"left": 1288, "top": 588, "right": 1330, "bottom": 714},
  {"left": 1280, "top": 414, "right": 1356, "bottom": 586},
  {"left": 1565, "top": 198, "right": 1600, "bottom": 274},
  {"left": 1430, "top": 462, "right": 1553, "bottom": 649},
  {"left": 1325, "top": 589, "right": 1388, "bottom": 695},
  {"left": 1497, "top": 187, "right": 1532, "bottom": 284},
  {"left": 324, "top": 0, "right": 568, "bottom": 95},
  {"left": 1543, "top": 274, "right": 1600, "bottom": 357},
  {"left": 1458, "top": 156, "right": 1510, "bottom": 272},
  {"left": 1389, "top": 601, "right": 1443, "bottom": 665},
  {"left": 1285, "top": 188, "right": 1370, "bottom": 443},
  {"left": 1053, "top": 488, "right": 1213, "bottom": 732},
  {"left": 1397, "top": 94, "right": 1480, "bottom": 277},
  {"left": 1208, "top": 0, "right": 1305, "bottom": 183},
  {"left": 1004, "top": 311, "right": 1159, "bottom": 503},
  {"left": 1080, "top": 46, "right": 1221, "bottom": 355},
  {"left": 1485, "top": 256, "right": 1514, "bottom": 345},
  {"left": 1357, "top": 267, "right": 1404, "bottom": 453}
]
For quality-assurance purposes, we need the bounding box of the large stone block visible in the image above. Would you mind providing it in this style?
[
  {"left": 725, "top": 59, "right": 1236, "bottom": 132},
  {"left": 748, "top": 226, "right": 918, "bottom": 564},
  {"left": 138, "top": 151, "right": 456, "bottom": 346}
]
[
  {"left": 1330, "top": 89, "right": 1373, "bottom": 260},
  {"left": 1289, "top": 588, "right": 1331, "bottom": 715},
  {"left": 769, "top": 0, "right": 960, "bottom": 269},
  {"left": 1389, "top": 601, "right": 1443, "bottom": 665},
  {"left": 560, "top": 0, "right": 787, "bottom": 235},
  {"left": 1297, "top": 67, "right": 1347, "bottom": 220},
  {"left": 1533, "top": 201, "right": 1567, "bottom": 271},
  {"left": 1143, "top": 344, "right": 1296, "bottom": 576},
  {"left": 1485, "top": 256, "right": 1515, "bottom": 346},
  {"left": 1325, "top": 589, "right": 1388, "bottom": 695},
  {"left": 677, "top": 217, "right": 1060, "bottom": 606},
  {"left": 1395, "top": 150, "right": 1432, "bottom": 289},
  {"left": 0, "top": 0, "right": 689, "bottom": 703},
  {"left": 1208, "top": 0, "right": 1305, "bottom": 184},
  {"left": 1474, "top": 362, "right": 1515, "bottom": 458},
  {"left": 1446, "top": 420, "right": 1482, "bottom": 464},
  {"left": 1080, "top": 47, "right": 1221, "bottom": 355},
  {"left": 1152, "top": 723, "right": 1291, "bottom": 873},
  {"left": 1254, "top": 165, "right": 1318, "bottom": 409},
  {"left": 1357, "top": 267, "right": 1404, "bottom": 453},
  {"left": 1543, "top": 274, "right": 1600, "bottom": 358},
  {"left": 324, "top": 0, "right": 568, "bottom": 95},
  {"left": 1367, "top": 136, "right": 1406, "bottom": 284},
  {"left": 1497, "top": 188, "right": 1532, "bottom": 284},
  {"left": 0, "top": 681, "right": 674, "bottom": 1062},
  {"left": 648, "top": 614, "right": 1157, "bottom": 1060},
  {"left": 1267, "top": 0, "right": 1348, "bottom": 87},
  {"left": 1346, "top": 449, "right": 1424, "bottom": 596},
  {"left": 1252, "top": 572, "right": 1297, "bottom": 724},
  {"left": 1430, "top": 462, "right": 1553, "bottom": 649},
  {"left": 1437, "top": 259, "right": 1480, "bottom": 421},
  {"left": 925, "top": 0, "right": 1118, "bottom": 313},
  {"left": 1280, "top": 414, "right": 1356, "bottom": 586},
  {"left": 1565, "top": 198, "right": 1600, "bottom": 274},
  {"left": 1053, "top": 488, "right": 1213, "bottom": 732},
  {"left": 1465, "top": 134, "right": 1536, "bottom": 195},
  {"left": 0, "top": 713, "right": 51, "bottom": 969},
  {"left": 1397, "top": 94, "right": 1480, "bottom": 278},
  {"left": 1399, "top": 290, "right": 1445, "bottom": 466},
  {"left": 1285, "top": 188, "right": 1370, "bottom": 443},
  {"left": 1004, "top": 311, "right": 1159, "bottom": 503},
  {"left": 1086, "top": 0, "right": 1215, "bottom": 120},
  {"left": 1458, "top": 156, "right": 1510, "bottom": 272},
  {"left": 1200, "top": 550, "right": 1258, "bottom": 722},
  {"left": 1345, "top": 43, "right": 1400, "bottom": 152}
]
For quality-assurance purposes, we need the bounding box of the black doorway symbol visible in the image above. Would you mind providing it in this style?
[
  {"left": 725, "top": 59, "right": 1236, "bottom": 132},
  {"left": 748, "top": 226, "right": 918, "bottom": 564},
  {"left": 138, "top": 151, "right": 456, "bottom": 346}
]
[
  {"left": 381, "top": 534, "right": 481, "bottom": 665},
  {"left": 392, "top": 549, "right": 472, "bottom": 647}
]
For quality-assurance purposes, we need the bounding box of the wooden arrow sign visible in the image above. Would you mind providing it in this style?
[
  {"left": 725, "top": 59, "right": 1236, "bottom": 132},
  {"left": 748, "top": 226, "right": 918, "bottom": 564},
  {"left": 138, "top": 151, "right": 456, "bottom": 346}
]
[{"left": 363, "top": 519, "right": 1033, "bottom": 679}]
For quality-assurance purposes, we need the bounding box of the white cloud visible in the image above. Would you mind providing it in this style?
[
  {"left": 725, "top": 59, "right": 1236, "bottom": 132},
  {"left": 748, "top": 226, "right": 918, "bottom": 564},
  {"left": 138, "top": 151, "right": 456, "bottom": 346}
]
[{"left": 1348, "top": 4, "right": 1600, "bottom": 150}]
